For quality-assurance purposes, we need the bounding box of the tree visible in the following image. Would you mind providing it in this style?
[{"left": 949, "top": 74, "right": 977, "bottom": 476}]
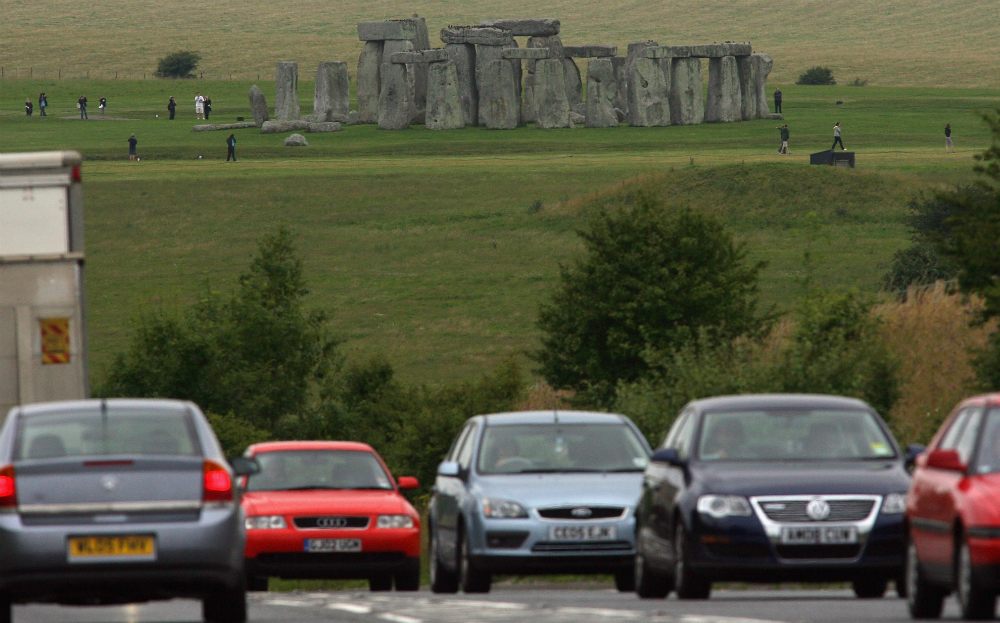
[
  {"left": 535, "top": 193, "right": 768, "bottom": 405},
  {"left": 156, "top": 51, "right": 201, "bottom": 78},
  {"left": 796, "top": 66, "right": 836, "bottom": 85}
]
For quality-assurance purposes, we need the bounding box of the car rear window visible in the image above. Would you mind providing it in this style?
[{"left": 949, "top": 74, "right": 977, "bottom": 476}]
[
  {"left": 15, "top": 408, "right": 200, "bottom": 460},
  {"left": 245, "top": 450, "right": 394, "bottom": 492}
]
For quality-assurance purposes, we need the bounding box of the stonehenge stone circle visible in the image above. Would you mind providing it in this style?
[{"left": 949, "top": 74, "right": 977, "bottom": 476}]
[
  {"left": 705, "top": 55, "right": 741, "bottom": 123},
  {"left": 527, "top": 35, "right": 564, "bottom": 60},
  {"left": 562, "top": 57, "right": 583, "bottom": 109},
  {"left": 248, "top": 84, "right": 269, "bottom": 127},
  {"left": 751, "top": 53, "right": 774, "bottom": 118},
  {"left": 480, "top": 18, "right": 560, "bottom": 37},
  {"left": 533, "top": 57, "right": 570, "bottom": 129},
  {"left": 358, "top": 20, "right": 418, "bottom": 41},
  {"left": 444, "top": 43, "right": 478, "bottom": 125},
  {"left": 440, "top": 26, "right": 513, "bottom": 46},
  {"left": 283, "top": 133, "right": 308, "bottom": 146},
  {"left": 585, "top": 58, "right": 618, "bottom": 128},
  {"left": 378, "top": 61, "right": 413, "bottom": 130},
  {"left": 502, "top": 48, "right": 550, "bottom": 60},
  {"left": 610, "top": 57, "right": 628, "bottom": 114},
  {"left": 669, "top": 57, "right": 704, "bottom": 125},
  {"left": 426, "top": 60, "right": 465, "bottom": 130},
  {"left": 357, "top": 41, "right": 384, "bottom": 123},
  {"left": 314, "top": 61, "right": 350, "bottom": 121},
  {"left": 275, "top": 61, "right": 300, "bottom": 121},
  {"left": 564, "top": 45, "right": 618, "bottom": 58},
  {"left": 627, "top": 57, "right": 670, "bottom": 127},
  {"left": 624, "top": 41, "right": 658, "bottom": 122},
  {"left": 476, "top": 43, "right": 520, "bottom": 129},
  {"left": 736, "top": 56, "right": 757, "bottom": 120}
]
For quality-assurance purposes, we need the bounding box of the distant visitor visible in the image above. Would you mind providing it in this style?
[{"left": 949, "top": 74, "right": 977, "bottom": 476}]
[
  {"left": 24, "top": 98, "right": 32, "bottom": 117},
  {"left": 773, "top": 87, "right": 782, "bottom": 113},
  {"left": 777, "top": 123, "right": 789, "bottom": 154},
  {"left": 832, "top": 121, "right": 845, "bottom": 150},
  {"left": 945, "top": 123, "right": 955, "bottom": 153},
  {"left": 78, "top": 95, "right": 88, "bottom": 120},
  {"left": 128, "top": 134, "right": 138, "bottom": 162},
  {"left": 167, "top": 96, "right": 177, "bottom": 120}
]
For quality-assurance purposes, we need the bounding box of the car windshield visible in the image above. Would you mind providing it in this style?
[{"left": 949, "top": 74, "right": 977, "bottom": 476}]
[
  {"left": 697, "top": 409, "right": 896, "bottom": 461},
  {"left": 14, "top": 408, "right": 200, "bottom": 460},
  {"left": 972, "top": 408, "right": 1000, "bottom": 474},
  {"left": 477, "top": 423, "right": 649, "bottom": 474},
  {"left": 245, "top": 450, "right": 393, "bottom": 492}
]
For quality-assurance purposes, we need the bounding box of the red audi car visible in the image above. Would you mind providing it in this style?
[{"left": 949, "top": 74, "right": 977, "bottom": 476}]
[
  {"left": 240, "top": 441, "right": 421, "bottom": 592},
  {"left": 907, "top": 394, "right": 1000, "bottom": 620}
]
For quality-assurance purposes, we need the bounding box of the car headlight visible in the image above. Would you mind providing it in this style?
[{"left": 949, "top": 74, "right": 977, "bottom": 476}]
[
  {"left": 245, "top": 515, "right": 286, "bottom": 530},
  {"left": 482, "top": 497, "right": 528, "bottom": 519},
  {"left": 881, "top": 493, "right": 907, "bottom": 514},
  {"left": 376, "top": 514, "right": 414, "bottom": 529},
  {"left": 697, "top": 495, "right": 753, "bottom": 519}
]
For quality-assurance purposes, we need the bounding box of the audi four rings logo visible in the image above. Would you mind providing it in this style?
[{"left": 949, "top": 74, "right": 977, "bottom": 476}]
[
  {"left": 317, "top": 517, "right": 349, "bottom": 528},
  {"left": 806, "top": 499, "right": 831, "bottom": 521},
  {"left": 570, "top": 507, "right": 593, "bottom": 518}
]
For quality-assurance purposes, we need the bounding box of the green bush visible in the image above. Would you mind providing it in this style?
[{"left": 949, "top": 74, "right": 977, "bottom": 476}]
[
  {"left": 156, "top": 51, "right": 201, "bottom": 78},
  {"left": 207, "top": 412, "right": 272, "bottom": 457},
  {"left": 881, "top": 243, "right": 955, "bottom": 293},
  {"left": 796, "top": 66, "right": 836, "bottom": 85}
]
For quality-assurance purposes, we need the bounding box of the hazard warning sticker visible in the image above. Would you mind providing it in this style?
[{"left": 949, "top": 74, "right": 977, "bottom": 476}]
[{"left": 40, "top": 317, "right": 70, "bottom": 364}]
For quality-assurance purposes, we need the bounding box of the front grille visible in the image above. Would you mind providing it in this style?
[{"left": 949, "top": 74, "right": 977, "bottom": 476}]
[
  {"left": 704, "top": 542, "right": 772, "bottom": 559},
  {"left": 759, "top": 499, "right": 875, "bottom": 523},
  {"left": 532, "top": 540, "right": 632, "bottom": 552},
  {"left": 537, "top": 507, "right": 625, "bottom": 520},
  {"left": 486, "top": 531, "right": 529, "bottom": 549},
  {"left": 775, "top": 544, "right": 862, "bottom": 560},
  {"left": 292, "top": 516, "right": 370, "bottom": 529}
]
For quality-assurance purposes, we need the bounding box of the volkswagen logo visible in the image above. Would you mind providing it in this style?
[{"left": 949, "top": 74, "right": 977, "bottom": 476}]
[
  {"left": 570, "top": 507, "right": 593, "bottom": 518},
  {"left": 100, "top": 475, "right": 118, "bottom": 492},
  {"left": 806, "top": 499, "right": 831, "bottom": 521},
  {"left": 317, "top": 517, "right": 349, "bottom": 528}
]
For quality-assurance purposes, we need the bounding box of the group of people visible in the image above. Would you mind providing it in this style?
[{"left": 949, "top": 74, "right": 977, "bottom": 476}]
[
  {"left": 23, "top": 93, "right": 47, "bottom": 117},
  {"left": 23, "top": 94, "right": 108, "bottom": 119},
  {"left": 124, "top": 132, "right": 237, "bottom": 162}
]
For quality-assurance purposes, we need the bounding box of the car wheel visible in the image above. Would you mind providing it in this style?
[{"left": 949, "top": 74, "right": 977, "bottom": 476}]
[
  {"left": 429, "top": 524, "right": 459, "bottom": 594},
  {"left": 957, "top": 538, "right": 996, "bottom": 620},
  {"left": 906, "top": 541, "right": 945, "bottom": 619},
  {"left": 246, "top": 574, "right": 269, "bottom": 592},
  {"left": 202, "top": 580, "right": 247, "bottom": 623},
  {"left": 395, "top": 558, "right": 421, "bottom": 591},
  {"left": 458, "top": 529, "right": 491, "bottom": 594},
  {"left": 674, "top": 524, "right": 711, "bottom": 600},
  {"left": 369, "top": 574, "right": 393, "bottom": 592},
  {"left": 852, "top": 577, "right": 888, "bottom": 599},
  {"left": 614, "top": 567, "right": 635, "bottom": 592},
  {"left": 635, "top": 549, "right": 671, "bottom": 599}
]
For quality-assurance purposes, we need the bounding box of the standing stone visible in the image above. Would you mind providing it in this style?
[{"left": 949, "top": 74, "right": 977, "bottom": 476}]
[
  {"left": 610, "top": 57, "right": 628, "bottom": 113},
  {"left": 751, "top": 53, "right": 773, "bottom": 118},
  {"left": 705, "top": 56, "right": 741, "bottom": 123},
  {"left": 534, "top": 58, "right": 569, "bottom": 129},
  {"left": 275, "top": 61, "right": 300, "bottom": 121},
  {"left": 586, "top": 58, "right": 618, "bottom": 128},
  {"left": 478, "top": 58, "right": 519, "bottom": 129},
  {"left": 445, "top": 44, "right": 478, "bottom": 126},
  {"left": 314, "top": 61, "right": 350, "bottom": 121},
  {"left": 627, "top": 57, "right": 670, "bottom": 126},
  {"left": 383, "top": 40, "right": 418, "bottom": 122},
  {"left": 736, "top": 56, "right": 757, "bottom": 120},
  {"left": 378, "top": 62, "right": 412, "bottom": 130},
  {"left": 562, "top": 57, "right": 583, "bottom": 110},
  {"left": 406, "top": 16, "right": 431, "bottom": 113},
  {"left": 426, "top": 61, "right": 465, "bottom": 130},
  {"left": 357, "top": 42, "right": 384, "bottom": 124},
  {"left": 669, "top": 57, "right": 704, "bottom": 125},
  {"left": 624, "top": 41, "right": 658, "bottom": 123},
  {"left": 248, "top": 84, "right": 269, "bottom": 127},
  {"left": 523, "top": 36, "right": 562, "bottom": 124}
]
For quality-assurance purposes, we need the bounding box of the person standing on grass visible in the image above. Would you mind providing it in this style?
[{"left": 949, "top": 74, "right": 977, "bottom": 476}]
[
  {"left": 195, "top": 92, "right": 205, "bottom": 119},
  {"left": 167, "top": 96, "right": 177, "bottom": 120},
  {"left": 38, "top": 92, "right": 47, "bottom": 116},
  {"left": 78, "top": 95, "right": 88, "bottom": 120},
  {"left": 226, "top": 134, "right": 237, "bottom": 162},
  {"left": 945, "top": 123, "right": 955, "bottom": 153},
  {"left": 774, "top": 87, "right": 782, "bottom": 114},
  {"left": 204, "top": 96, "right": 212, "bottom": 120},
  {"left": 777, "top": 124, "right": 789, "bottom": 154},
  {"left": 25, "top": 98, "right": 33, "bottom": 116},
  {"left": 128, "top": 134, "right": 138, "bottom": 162},
  {"left": 99, "top": 96, "right": 107, "bottom": 118},
  {"left": 831, "top": 121, "right": 845, "bottom": 150}
]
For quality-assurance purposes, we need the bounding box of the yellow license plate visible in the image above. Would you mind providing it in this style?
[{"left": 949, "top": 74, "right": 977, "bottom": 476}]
[{"left": 68, "top": 535, "right": 156, "bottom": 561}]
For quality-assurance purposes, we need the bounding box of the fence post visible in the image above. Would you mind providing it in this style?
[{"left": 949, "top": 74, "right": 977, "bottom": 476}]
[{"left": 58, "top": 69, "right": 60, "bottom": 79}]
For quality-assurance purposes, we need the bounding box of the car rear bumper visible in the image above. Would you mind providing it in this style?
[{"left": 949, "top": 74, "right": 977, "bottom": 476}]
[{"left": 246, "top": 552, "right": 419, "bottom": 579}]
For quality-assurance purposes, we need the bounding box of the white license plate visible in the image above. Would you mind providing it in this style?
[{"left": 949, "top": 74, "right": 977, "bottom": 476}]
[
  {"left": 304, "top": 538, "right": 362, "bottom": 553},
  {"left": 549, "top": 525, "right": 616, "bottom": 541},
  {"left": 780, "top": 526, "right": 857, "bottom": 545}
]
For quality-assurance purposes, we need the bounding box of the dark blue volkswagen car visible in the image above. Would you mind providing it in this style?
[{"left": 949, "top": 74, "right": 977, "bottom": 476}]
[{"left": 634, "top": 394, "right": 912, "bottom": 600}]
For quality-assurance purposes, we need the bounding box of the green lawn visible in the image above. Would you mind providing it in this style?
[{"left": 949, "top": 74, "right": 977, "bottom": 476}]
[{"left": 1, "top": 79, "right": 997, "bottom": 386}]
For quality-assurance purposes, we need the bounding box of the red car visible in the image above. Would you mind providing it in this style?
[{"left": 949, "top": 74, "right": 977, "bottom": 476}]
[
  {"left": 907, "top": 394, "right": 1000, "bottom": 619},
  {"left": 241, "top": 441, "right": 421, "bottom": 592}
]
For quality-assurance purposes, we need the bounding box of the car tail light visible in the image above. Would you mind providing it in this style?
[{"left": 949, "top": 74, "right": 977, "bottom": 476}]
[
  {"left": 0, "top": 465, "right": 16, "bottom": 508},
  {"left": 203, "top": 459, "right": 233, "bottom": 503},
  {"left": 72, "top": 166, "right": 82, "bottom": 182}
]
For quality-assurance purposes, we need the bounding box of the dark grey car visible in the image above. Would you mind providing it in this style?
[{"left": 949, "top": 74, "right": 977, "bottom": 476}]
[{"left": 0, "top": 399, "right": 256, "bottom": 623}]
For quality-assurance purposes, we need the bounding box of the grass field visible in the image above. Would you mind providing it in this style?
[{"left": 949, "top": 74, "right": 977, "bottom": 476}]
[
  {"left": 1, "top": 78, "right": 998, "bottom": 386},
  {"left": 3, "top": 0, "right": 999, "bottom": 87}
]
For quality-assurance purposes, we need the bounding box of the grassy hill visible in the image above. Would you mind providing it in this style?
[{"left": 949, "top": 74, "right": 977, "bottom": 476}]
[{"left": 2, "top": 0, "right": 999, "bottom": 87}]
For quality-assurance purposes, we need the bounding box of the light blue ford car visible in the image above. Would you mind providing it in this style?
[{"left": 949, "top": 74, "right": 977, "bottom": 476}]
[{"left": 428, "top": 411, "right": 652, "bottom": 593}]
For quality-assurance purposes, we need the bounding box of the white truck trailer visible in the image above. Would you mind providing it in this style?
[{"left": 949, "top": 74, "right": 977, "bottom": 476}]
[{"left": 0, "top": 151, "right": 89, "bottom": 416}]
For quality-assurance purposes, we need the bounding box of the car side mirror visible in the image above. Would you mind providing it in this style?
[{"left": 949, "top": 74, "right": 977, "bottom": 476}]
[
  {"left": 437, "top": 461, "right": 460, "bottom": 477},
  {"left": 397, "top": 476, "right": 419, "bottom": 490},
  {"left": 651, "top": 448, "right": 686, "bottom": 467},
  {"left": 229, "top": 456, "right": 261, "bottom": 477},
  {"left": 905, "top": 444, "right": 926, "bottom": 469},
  {"left": 925, "top": 449, "right": 966, "bottom": 472}
]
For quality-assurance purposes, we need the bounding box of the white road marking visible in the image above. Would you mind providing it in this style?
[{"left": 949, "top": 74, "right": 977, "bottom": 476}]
[
  {"left": 681, "top": 617, "right": 787, "bottom": 623},
  {"left": 264, "top": 599, "right": 311, "bottom": 607},
  {"left": 446, "top": 600, "right": 527, "bottom": 610},
  {"left": 378, "top": 614, "right": 423, "bottom": 623},
  {"left": 328, "top": 602, "right": 374, "bottom": 614},
  {"left": 556, "top": 606, "right": 641, "bottom": 618}
]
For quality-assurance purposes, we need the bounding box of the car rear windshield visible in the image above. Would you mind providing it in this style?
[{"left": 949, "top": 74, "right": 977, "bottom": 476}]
[
  {"left": 15, "top": 408, "right": 200, "bottom": 460},
  {"left": 245, "top": 450, "right": 394, "bottom": 492},
  {"left": 477, "top": 424, "right": 649, "bottom": 474},
  {"left": 697, "top": 409, "right": 896, "bottom": 461}
]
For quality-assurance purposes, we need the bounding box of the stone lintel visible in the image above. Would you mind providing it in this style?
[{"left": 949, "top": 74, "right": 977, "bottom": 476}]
[
  {"left": 563, "top": 45, "right": 618, "bottom": 58},
  {"left": 479, "top": 18, "right": 560, "bottom": 37},
  {"left": 645, "top": 45, "right": 691, "bottom": 59},
  {"left": 358, "top": 20, "right": 418, "bottom": 41},
  {"left": 502, "top": 47, "right": 550, "bottom": 59},
  {"left": 688, "top": 42, "right": 752, "bottom": 58},
  {"left": 391, "top": 49, "right": 450, "bottom": 64},
  {"left": 439, "top": 26, "right": 514, "bottom": 46}
]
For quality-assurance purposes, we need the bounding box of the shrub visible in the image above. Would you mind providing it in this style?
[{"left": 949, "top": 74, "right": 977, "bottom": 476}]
[
  {"left": 850, "top": 77, "right": 868, "bottom": 87},
  {"left": 881, "top": 243, "right": 956, "bottom": 293},
  {"left": 796, "top": 66, "right": 836, "bottom": 85},
  {"left": 156, "top": 51, "right": 201, "bottom": 78}
]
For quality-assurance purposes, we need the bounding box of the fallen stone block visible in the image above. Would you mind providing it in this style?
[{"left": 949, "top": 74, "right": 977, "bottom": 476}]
[
  {"left": 358, "top": 20, "right": 417, "bottom": 41},
  {"left": 426, "top": 60, "right": 465, "bottom": 130},
  {"left": 357, "top": 42, "right": 384, "bottom": 124},
  {"left": 440, "top": 26, "right": 513, "bottom": 46},
  {"left": 284, "top": 133, "right": 308, "bottom": 146},
  {"left": 585, "top": 58, "right": 618, "bottom": 128},
  {"left": 502, "top": 47, "right": 549, "bottom": 59},
  {"left": 275, "top": 61, "right": 300, "bottom": 121},
  {"left": 445, "top": 43, "right": 478, "bottom": 125},
  {"left": 669, "top": 56, "right": 704, "bottom": 125},
  {"left": 192, "top": 122, "right": 258, "bottom": 132},
  {"left": 308, "top": 122, "right": 342, "bottom": 132},
  {"left": 705, "top": 55, "right": 741, "bottom": 123},
  {"left": 628, "top": 57, "right": 670, "bottom": 126},
  {"left": 645, "top": 45, "right": 691, "bottom": 59},
  {"left": 248, "top": 85, "right": 269, "bottom": 127},
  {"left": 480, "top": 18, "right": 560, "bottom": 37},
  {"left": 315, "top": 61, "right": 350, "bottom": 121},
  {"left": 378, "top": 61, "right": 413, "bottom": 130},
  {"left": 564, "top": 45, "right": 618, "bottom": 58},
  {"left": 751, "top": 53, "right": 774, "bottom": 118},
  {"left": 569, "top": 111, "right": 586, "bottom": 125},
  {"left": 261, "top": 119, "right": 310, "bottom": 133}
]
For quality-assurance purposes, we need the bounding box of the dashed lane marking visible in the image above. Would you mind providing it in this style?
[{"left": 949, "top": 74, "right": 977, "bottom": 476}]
[
  {"left": 329, "top": 603, "right": 374, "bottom": 614},
  {"left": 377, "top": 614, "right": 422, "bottom": 623}
]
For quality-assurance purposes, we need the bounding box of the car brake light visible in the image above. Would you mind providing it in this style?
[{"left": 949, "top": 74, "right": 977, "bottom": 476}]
[
  {"left": 203, "top": 460, "right": 233, "bottom": 503},
  {"left": 0, "top": 465, "right": 16, "bottom": 508},
  {"left": 72, "top": 165, "right": 82, "bottom": 182}
]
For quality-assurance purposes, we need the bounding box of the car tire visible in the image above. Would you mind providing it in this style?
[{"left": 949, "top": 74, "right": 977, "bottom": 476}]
[
  {"left": 852, "top": 577, "right": 889, "bottom": 598},
  {"left": 429, "top": 524, "right": 459, "bottom": 594},
  {"left": 957, "top": 539, "right": 996, "bottom": 621},
  {"left": 246, "top": 574, "right": 269, "bottom": 592},
  {"left": 634, "top": 549, "right": 671, "bottom": 599},
  {"left": 674, "top": 524, "right": 711, "bottom": 600},
  {"left": 369, "top": 574, "right": 393, "bottom": 592},
  {"left": 906, "top": 541, "right": 945, "bottom": 619},
  {"left": 395, "top": 558, "right": 421, "bottom": 591},
  {"left": 458, "top": 529, "right": 491, "bottom": 594},
  {"left": 614, "top": 567, "right": 635, "bottom": 592},
  {"left": 202, "top": 580, "right": 248, "bottom": 623}
]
